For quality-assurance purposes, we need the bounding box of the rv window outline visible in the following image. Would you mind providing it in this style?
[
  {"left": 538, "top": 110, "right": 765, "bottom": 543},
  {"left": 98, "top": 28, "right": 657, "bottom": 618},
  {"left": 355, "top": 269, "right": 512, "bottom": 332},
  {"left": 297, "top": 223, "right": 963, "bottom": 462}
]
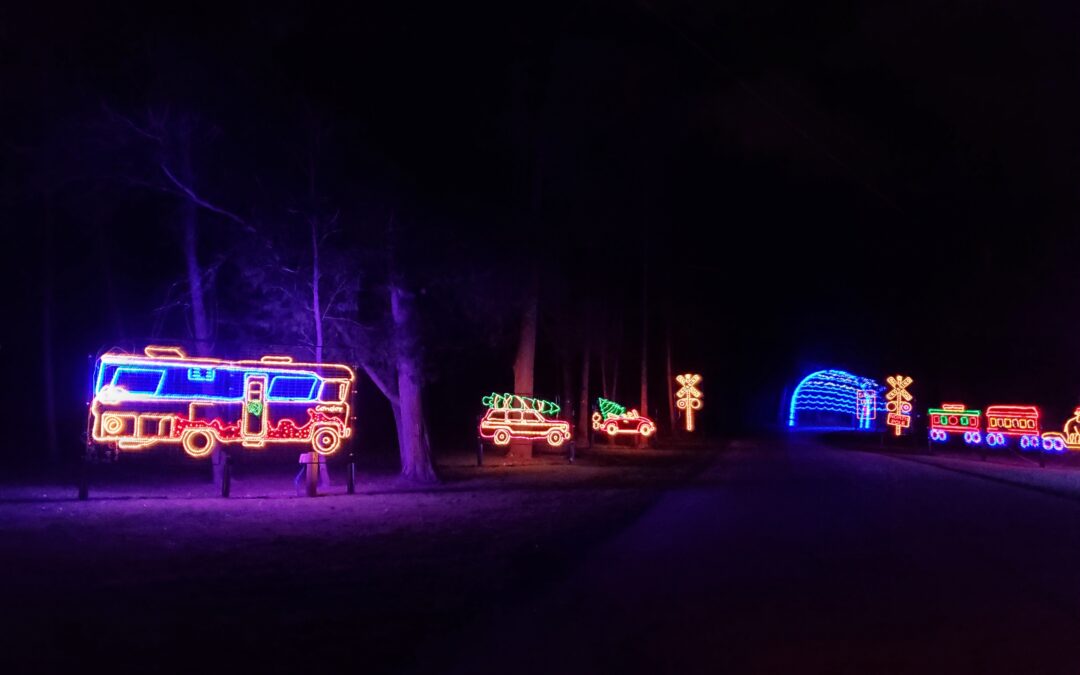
[
  {"left": 187, "top": 367, "right": 216, "bottom": 382},
  {"left": 267, "top": 374, "right": 319, "bottom": 401},
  {"left": 111, "top": 367, "right": 167, "bottom": 396},
  {"left": 319, "top": 382, "right": 346, "bottom": 402}
]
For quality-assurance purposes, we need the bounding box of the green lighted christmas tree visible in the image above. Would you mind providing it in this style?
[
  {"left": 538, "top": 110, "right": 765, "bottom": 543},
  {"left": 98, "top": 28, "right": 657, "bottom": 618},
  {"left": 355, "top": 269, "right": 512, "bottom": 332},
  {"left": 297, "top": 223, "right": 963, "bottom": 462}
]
[
  {"left": 481, "top": 392, "right": 561, "bottom": 416},
  {"left": 597, "top": 397, "right": 627, "bottom": 420}
]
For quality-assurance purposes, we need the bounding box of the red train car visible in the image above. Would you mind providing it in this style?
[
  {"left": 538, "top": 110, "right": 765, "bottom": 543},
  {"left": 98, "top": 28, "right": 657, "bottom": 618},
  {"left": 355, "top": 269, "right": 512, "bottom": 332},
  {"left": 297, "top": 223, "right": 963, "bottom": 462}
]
[
  {"left": 928, "top": 403, "right": 982, "bottom": 444},
  {"left": 928, "top": 402, "right": 1043, "bottom": 450},
  {"left": 984, "top": 405, "right": 1041, "bottom": 449}
]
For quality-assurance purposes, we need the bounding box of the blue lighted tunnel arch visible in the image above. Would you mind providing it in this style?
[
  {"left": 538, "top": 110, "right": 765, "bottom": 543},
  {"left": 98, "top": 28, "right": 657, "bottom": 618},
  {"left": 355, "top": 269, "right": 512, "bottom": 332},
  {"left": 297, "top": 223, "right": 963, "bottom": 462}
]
[{"left": 788, "top": 369, "right": 885, "bottom": 430}]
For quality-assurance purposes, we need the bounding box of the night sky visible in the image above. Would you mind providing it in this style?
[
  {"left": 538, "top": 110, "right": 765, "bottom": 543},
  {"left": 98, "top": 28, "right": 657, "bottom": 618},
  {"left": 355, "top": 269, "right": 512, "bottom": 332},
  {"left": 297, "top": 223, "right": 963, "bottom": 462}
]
[{"left": 4, "top": 1, "right": 1080, "bottom": 460}]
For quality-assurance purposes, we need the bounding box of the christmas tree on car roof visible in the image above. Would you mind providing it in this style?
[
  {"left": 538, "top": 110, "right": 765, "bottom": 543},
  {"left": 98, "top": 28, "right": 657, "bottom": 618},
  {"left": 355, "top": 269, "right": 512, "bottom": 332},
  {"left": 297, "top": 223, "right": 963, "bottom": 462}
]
[
  {"left": 597, "top": 397, "right": 628, "bottom": 420},
  {"left": 481, "top": 392, "right": 561, "bottom": 417}
]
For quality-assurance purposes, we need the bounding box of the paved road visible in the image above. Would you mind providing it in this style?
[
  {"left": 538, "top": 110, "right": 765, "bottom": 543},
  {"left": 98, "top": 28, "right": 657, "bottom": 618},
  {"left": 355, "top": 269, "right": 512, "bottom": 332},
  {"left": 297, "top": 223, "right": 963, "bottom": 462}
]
[{"left": 424, "top": 437, "right": 1080, "bottom": 674}]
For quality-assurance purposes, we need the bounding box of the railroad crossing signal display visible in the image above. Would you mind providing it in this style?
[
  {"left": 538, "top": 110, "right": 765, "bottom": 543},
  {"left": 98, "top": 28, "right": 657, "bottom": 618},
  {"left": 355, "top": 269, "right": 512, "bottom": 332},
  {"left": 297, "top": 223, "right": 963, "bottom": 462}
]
[
  {"left": 675, "top": 373, "right": 703, "bottom": 432},
  {"left": 885, "top": 375, "right": 914, "bottom": 436}
]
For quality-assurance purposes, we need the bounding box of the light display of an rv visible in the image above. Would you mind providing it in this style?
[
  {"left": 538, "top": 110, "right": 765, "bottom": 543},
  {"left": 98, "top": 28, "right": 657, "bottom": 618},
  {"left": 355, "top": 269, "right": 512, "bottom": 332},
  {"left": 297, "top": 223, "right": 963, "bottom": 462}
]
[{"left": 89, "top": 346, "right": 355, "bottom": 458}]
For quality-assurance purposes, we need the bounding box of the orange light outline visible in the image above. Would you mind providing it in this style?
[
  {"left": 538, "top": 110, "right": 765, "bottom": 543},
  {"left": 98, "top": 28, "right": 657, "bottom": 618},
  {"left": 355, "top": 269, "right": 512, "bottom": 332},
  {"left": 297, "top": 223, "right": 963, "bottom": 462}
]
[
  {"left": 478, "top": 406, "right": 571, "bottom": 447},
  {"left": 90, "top": 346, "right": 356, "bottom": 457},
  {"left": 884, "top": 374, "right": 913, "bottom": 436},
  {"left": 675, "top": 373, "right": 703, "bottom": 432},
  {"left": 591, "top": 397, "right": 656, "bottom": 438}
]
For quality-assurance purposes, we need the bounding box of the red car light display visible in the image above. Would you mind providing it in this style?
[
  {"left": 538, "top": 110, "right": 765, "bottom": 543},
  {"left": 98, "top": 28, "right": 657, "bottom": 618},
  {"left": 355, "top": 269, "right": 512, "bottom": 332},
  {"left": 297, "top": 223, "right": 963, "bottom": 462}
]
[{"left": 591, "top": 397, "right": 656, "bottom": 438}]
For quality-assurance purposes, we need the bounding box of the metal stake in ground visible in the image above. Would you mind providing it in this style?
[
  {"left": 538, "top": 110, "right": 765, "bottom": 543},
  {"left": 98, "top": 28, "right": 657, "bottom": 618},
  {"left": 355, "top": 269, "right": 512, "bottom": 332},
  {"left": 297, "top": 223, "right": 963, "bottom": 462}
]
[
  {"left": 347, "top": 451, "right": 357, "bottom": 494},
  {"left": 306, "top": 452, "right": 319, "bottom": 497},
  {"left": 219, "top": 448, "right": 231, "bottom": 498}
]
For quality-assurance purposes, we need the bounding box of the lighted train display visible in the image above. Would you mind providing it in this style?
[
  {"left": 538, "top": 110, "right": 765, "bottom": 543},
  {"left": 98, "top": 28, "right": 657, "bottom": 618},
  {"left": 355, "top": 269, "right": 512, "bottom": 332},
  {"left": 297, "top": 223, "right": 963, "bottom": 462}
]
[{"left": 928, "top": 402, "right": 1080, "bottom": 453}]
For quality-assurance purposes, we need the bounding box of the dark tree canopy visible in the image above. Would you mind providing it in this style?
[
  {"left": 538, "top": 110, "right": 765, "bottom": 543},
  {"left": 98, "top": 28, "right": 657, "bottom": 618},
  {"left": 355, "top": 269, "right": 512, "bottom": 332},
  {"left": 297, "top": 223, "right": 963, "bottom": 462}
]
[{"left": 4, "top": 0, "right": 1080, "bottom": 465}]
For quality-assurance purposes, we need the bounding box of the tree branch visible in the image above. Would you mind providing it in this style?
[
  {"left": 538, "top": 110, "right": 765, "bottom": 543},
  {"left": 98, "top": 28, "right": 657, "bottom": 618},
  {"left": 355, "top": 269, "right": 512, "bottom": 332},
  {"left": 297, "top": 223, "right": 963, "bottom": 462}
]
[
  {"left": 159, "top": 163, "right": 248, "bottom": 226},
  {"left": 361, "top": 361, "right": 398, "bottom": 406},
  {"left": 320, "top": 278, "right": 353, "bottom": 321},
  {"left": 101, "top": 103, "right": 163, "bottom": 143}
]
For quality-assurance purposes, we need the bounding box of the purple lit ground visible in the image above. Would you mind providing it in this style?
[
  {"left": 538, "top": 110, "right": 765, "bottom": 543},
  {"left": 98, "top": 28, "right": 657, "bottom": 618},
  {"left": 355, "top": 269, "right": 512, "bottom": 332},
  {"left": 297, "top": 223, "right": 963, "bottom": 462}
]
[
  {"left": 0, "top": 444, "right": 711, "bottom": 673},
  {"left": 3, "top": 439, "right": 1080, "bottom": 673}
]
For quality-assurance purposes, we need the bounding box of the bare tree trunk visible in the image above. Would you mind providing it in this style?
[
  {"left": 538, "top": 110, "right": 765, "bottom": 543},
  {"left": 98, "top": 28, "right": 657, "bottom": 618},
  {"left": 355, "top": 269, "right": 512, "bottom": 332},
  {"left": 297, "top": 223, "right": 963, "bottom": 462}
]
[
  {"left": 640, "top": 257, "right": 648, "bottom": 417},
  {"left": 561, "top": 347, "right": 573, "bottom": 425},
  {"left": 610, "top": 313, "right": 622, "bottom": 401},
  {"left": 391, "top": 285, "right": 437, "bottom": 482},
  {"left": 666, "top": 320, "right": 675, "bottom": 436},
  {"left": 611, "top": 351, "right": 619, "bottom": 401},
  {"left": 577, "top": 322, "right": 591, "bottom": 447},
  {"left": 92, "top": 214, "right": 125, "bottom": 338},
  {"left": 600, "top": 308, "right": 609, "bottom": 397},
  {"left": 178, "top": 139, "right": 211, "bottom": 356},
  {"left": 306, "top": 128, "right": 324, "bottom": 365},
  {"left": 513, "top": 278, "right": 538, "bottom": 396},
  {"left": 638, "top": 257, "right": 649, "bottom": 448},
  {"left": 510, "top": 275, "right": 538, "bottom": 459},
  {"left": 182, "top": 207, "right": 210, "bottom": 355},
  {"left": 391, "top": 399, "right": 404, "bottom": 450},
  {"left": 311, "top": 220, "right": 323, "bottom": 364},
  {"left": 395, "top": 355, "right": 435, "bottom": 482},
  {"left": 599, "top": 338, "right": 608, "bottom": 399},
  {"left": 41, "top": 195, "right": 59, "bottom": 464}
]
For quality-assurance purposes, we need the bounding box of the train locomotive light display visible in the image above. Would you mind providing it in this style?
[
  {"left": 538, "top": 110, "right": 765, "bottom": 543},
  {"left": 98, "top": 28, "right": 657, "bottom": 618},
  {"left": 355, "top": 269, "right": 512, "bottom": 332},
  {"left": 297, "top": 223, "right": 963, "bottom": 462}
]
[
  {"left": 478, "top": 393, "right": 571, "bottom": 447},
  {"left": 89, "top": 346, "right": 356, "bottom": 458},
  {"left": 674, "top": 373, "right": 703, "bottom": 432},
  {"left": 591, "top": 397, "right": 656, "bottom": 438},
  {"left": 984, "top": 405, "right": 1042, "bottom": 449},
  {"left": 928, "top": 403, "right": 982, "bottom": 444},
  {"left": 884, "top": 375, "right": 913, "bottom": 436},
  {"left": 1040, "top": 407, "right": 1080, "bottom": 453}
]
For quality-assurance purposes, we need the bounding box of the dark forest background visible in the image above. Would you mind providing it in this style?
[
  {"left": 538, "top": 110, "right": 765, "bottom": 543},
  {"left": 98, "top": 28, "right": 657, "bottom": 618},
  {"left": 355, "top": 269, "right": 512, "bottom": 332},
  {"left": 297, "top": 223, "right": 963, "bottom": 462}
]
[{"left": 4, "top": 1, "right": 1080, "bottom": 472}]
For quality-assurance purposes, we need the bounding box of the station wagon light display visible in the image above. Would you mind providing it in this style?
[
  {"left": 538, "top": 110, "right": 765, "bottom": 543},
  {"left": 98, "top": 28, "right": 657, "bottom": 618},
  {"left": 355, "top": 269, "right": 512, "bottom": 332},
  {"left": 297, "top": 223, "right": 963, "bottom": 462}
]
[{"left": 478, "top": 392, "right": 571, "bottom": 447}]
